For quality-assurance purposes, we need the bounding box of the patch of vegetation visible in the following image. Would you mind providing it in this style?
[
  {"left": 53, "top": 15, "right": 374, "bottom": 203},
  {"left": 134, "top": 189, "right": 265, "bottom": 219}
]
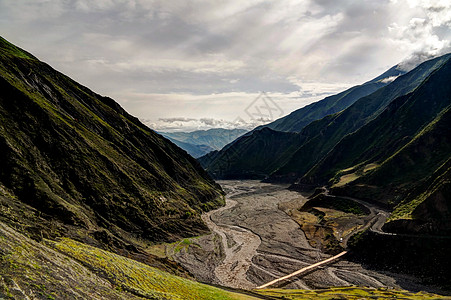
[
  {"left": 347, "top": 229, "right": 368, "bottom": 248},
  {"left": 0, "top": 221, "right": 141, "bottom": 299},
  {"left": 283, "top": 53, "right": 451, "bottom": 185},
  {"left": 255, "top": 286, "right": 447, "bottom": 299},
  {"left": 51, "top": 238, "right": 255, "bottom": 300},
  {"left": 303, "top": 195, "right": 369, "bottom": 216},
  {"left": 332, "top": 173, "right": 360, "bottom": 187}
]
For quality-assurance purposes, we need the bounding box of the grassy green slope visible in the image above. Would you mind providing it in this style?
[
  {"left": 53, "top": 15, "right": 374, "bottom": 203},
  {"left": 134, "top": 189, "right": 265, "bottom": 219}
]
[
  {"left": 336, "top": 106, "right": 451, "bottom": 234},
  {"left": 0, "top": 36, "right": 224, "bottom": 249},
  {"left": 256, "top": 287, "right": 444, "bottom": 300},
  {"left": 304, "top": 57, "right": 451, "bottom": 188},
  {"left": 385, "top": 158, "right": 451, "bottom": 234},
  {"left": 272, "top": 54, "right": 451, "bottom": 181},
  {"left": 0, "top": 219, "right": 256, "bottom": 300}
]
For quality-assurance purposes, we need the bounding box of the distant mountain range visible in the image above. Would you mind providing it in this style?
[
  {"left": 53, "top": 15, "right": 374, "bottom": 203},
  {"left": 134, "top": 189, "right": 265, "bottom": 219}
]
[
  {"left": 160, "top": 128, "right": 247, "bottom": 158},
  {"left": 199, "top": 53, "right": 451, "bottom": 235}
]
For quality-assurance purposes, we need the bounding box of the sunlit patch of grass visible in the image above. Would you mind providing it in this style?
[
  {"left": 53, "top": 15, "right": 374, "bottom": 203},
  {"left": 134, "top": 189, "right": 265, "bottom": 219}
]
[
  {"left": 50, "top": 238, "right": 255, "bottom": 300},
  {"left": 363, "top": 163, "right": 379, "bottom": 173},
  {"left": 255, "top": 286, "right": 447, "bottom": 299},
  {"left": 146, "top": 243, "right": 167, "bottom": 258},
  {"left": 332, "top": 173, "right": 359, "bottom": 188}
]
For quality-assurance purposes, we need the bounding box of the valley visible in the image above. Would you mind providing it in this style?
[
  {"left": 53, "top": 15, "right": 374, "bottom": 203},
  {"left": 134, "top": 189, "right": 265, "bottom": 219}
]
[
  {"left": 170, "top": 180, "right": 433, "bottom": 292},
  {"left": 0, "top": 30, "right": 450, "bottom": 299}
]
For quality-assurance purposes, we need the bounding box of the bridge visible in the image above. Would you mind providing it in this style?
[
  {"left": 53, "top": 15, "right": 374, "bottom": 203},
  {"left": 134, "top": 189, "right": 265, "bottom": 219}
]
[{"left": 255, "top": 251, "right": 348, "bottom": 289}]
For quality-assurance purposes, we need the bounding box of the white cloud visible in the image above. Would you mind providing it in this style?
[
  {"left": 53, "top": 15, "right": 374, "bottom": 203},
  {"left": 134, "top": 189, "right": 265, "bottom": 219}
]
[
  {"left": 380, "top": 75, "right": 400, "bottom": 83},
  {"left": 389, "top": 0, "right": 451, "bottom": 71},
  {"left": 0, "top": 0, "right": 450, "bottom": 131}
]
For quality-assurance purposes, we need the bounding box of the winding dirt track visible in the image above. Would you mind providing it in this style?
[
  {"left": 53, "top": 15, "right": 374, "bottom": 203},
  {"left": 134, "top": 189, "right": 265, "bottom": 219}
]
[{"left": 322, "top": 189, "right": 395, "bottom": 247}]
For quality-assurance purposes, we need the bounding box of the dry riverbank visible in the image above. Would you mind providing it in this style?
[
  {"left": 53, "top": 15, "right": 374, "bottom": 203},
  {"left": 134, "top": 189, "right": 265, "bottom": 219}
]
[{"left": 172, "top": 181, "right": 425, "bottom": 291}]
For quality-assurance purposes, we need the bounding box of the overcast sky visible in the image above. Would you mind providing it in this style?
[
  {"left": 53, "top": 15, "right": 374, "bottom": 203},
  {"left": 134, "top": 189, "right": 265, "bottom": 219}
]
[{"left": 1, "top": 0, "right": 450, "bottom": 131}]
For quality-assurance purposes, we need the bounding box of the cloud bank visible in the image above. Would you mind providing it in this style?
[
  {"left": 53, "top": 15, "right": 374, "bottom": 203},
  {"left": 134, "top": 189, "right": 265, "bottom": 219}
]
[{"left": 0, "top": 0, "right": 449, "bottom": 131}]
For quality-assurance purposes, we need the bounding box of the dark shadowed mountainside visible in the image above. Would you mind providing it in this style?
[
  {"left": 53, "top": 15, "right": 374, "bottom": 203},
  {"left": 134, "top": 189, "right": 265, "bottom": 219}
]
[
  {"left": 258, "top": 65, "right": 405, "bottom": 132},
  {"left": 297, "top": 56, "right": 451, "bottom": 234},
  {"left": 199, "top": 128, "right": 304, "bottom": 179},
  {"left": 272, "top": 53, "right": 451, "bottom": 181},
  {"left": 199, "top": 55, "right": 449, "bottom": 181},
  {"left": 0, "top": 36, "right": 224, "bottom": 251}
]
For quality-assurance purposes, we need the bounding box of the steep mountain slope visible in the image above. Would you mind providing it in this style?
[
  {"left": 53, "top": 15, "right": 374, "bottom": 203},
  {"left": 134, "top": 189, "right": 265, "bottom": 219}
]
[
  {"left": 162, "top": 136, "right": 215, "bottom": 158},
  {"left": 287, "top": 55, "right": 451, "bottom": 236},
  {"left": 161, "top": 128, "right": 247, "bottom": 150},
  {"left": 259, "top": 65, "right": 405, "bottom": 132},
  {"left": 0, "top": 35, "right": 224, "bottom": 253},
  {"left": 199, "top": 128, "right": 304, "bottom": 179},
  {"left": 334, "top": 105, "right": 451, "bottom": 234},
  {"left": 199, "top": 55, "right": 449, "bottom": 181},
  {"left": 303, "top": 57, "right": 451, "bottom": 188},
  {"left": 271, "top": 53, "right": 451, "bottom": 181}
]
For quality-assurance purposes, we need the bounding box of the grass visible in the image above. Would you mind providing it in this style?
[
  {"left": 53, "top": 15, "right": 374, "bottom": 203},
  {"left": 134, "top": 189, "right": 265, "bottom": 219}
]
[
  {"left": 332, "top": 173, "right": 359, "bottom": 188},
  {"left": 50, "top": 238, "right": 256, "bottom": 300},
  {"left": 255, "top": 286, "right": 447, "bottom": 299},
  {"left": 332, "top": 163, "right": 379, "bottom": 188},
  {"left": 363, "top": 163, "right": 379, "bottom": 173}
]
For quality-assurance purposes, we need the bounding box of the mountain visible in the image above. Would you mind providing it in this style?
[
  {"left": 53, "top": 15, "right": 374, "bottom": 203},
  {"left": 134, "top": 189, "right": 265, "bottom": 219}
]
[
  {"left": 0, "top": 35, "right": 224, "bottom": 256},
  {"left": 330, "top": 103, "right": 451, "bottom": 234},
  {"left": 199, "top": 128, "right": 304, "bottom": 179},
  {"left": 199, "top": 56, "right": 449, "bottom": 180},
  {"left": 161, "top": 128, "right": 247, "bottom": 152},
  {"left": 258, "top": 65, "right": 405, "bottom": 132},
  {"left": 303, "top": 58, "right": 451, "bottom": 188},
  {"left": 294, "top": 54, "right": 451, "bottom": 234},
  {"left": 162, "top": 135, "right": 215, "bottom": 158},
  {"left": 271, "top": 53, "right": 451, "bottom": 182}
]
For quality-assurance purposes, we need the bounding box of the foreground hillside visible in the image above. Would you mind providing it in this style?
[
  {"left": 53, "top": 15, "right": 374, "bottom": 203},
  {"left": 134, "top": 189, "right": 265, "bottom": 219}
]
[
  {"left": 0, "top": 220, "right": 257, "bottom": 299},
  {"left": 2, "top": 218, "right": 445, "bottom": 299},
  {"left": 0, "top": 36, "right": 224, "bottom": 257}
]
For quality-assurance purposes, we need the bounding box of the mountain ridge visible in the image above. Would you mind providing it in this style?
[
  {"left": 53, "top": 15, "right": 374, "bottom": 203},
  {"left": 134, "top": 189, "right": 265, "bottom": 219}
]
[
  {"left": 0, "top": 36, "right": 224, "bottom": 251},
  {"left": 199, "top": 54, "right": 450, "bottom": 181},
  {"left": 160, "top": 128, "right": 247, "bottom": 158},
  {"left": 257, "top": 65, "right": 405, "bottom": 133}
]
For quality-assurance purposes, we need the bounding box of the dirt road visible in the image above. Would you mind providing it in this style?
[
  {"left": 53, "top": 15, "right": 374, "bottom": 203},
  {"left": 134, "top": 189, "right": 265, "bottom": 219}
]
[{"left": 322, "top": 189, "right": 397, "bottom": 246}]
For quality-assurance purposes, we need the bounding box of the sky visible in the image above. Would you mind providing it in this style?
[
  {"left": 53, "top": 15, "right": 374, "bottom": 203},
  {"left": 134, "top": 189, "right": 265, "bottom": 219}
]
[{"left": 1, "top": 0, "right": 450, "bottom": 132}]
